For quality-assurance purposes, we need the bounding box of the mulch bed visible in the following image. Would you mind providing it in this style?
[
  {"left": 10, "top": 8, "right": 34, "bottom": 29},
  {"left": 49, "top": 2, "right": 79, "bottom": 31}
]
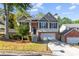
[{"left": 0, "top": 39, "right": 31, "bottom": 43}]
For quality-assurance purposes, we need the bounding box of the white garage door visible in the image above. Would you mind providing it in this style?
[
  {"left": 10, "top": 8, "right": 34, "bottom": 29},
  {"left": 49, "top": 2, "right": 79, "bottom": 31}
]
[
  {"left": 67, "top": 37, "right": 79, "bottom": 44},
  {"left": 40, "top": 33, "right": 56, "bottom": 40}
]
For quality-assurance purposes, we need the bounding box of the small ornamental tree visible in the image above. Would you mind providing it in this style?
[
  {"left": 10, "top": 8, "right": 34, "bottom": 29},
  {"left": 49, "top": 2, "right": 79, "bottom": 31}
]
[{"left": 17, "top": 24, "right": 29, "bottom": 40}]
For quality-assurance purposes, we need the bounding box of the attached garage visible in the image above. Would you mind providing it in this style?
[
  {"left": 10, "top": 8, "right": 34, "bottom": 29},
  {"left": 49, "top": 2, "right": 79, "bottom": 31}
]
[
  {"left": 67, "top": 37, "right": 79, "bottom": 44},
  {"left": 39, "top": 33, "right": 56, "bottom": 41},
  {"left": 61, "top": 28, "right": 79, "bottom": 44}
]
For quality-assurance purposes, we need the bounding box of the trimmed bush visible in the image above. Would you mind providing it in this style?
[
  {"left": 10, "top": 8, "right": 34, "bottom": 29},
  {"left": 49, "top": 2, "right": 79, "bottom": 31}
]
[{"left": 9, "top": 34, "right": 21, "bottom": 40}]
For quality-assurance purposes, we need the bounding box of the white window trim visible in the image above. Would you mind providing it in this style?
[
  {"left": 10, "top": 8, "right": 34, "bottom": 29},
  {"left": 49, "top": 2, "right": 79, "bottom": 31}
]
[
  {"left": 39, "top": 21, "right": 48, "bottom": 29},
  {"left": 38, "top": 21, "right": 58, "bottom": 29},
  {"left": 49, "top": 22, "right": 58, "bottom": 29}
]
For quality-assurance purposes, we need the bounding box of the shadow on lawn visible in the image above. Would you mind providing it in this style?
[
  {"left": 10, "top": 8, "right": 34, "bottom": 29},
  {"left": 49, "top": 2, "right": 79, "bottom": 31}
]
[
  {"left": 0, "top": 54, "right": 42, "bottom": 56},
  {"left": 0, "top": 38, "right": 47, "bottom": 44}
]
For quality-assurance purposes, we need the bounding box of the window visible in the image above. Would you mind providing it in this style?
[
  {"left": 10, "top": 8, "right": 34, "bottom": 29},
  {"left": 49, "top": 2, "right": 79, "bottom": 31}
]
[
  {"left": 39, "top": 22, "right": 48, "bottom": 28},
  {"left": 50, "top": 22, "right": 57, "bottom": 28}
]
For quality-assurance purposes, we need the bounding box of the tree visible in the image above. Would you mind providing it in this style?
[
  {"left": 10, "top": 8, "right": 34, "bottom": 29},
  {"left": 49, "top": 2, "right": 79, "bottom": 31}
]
[
  {"left": 56, "top": 16, "right": 62, "bottom": 27},
  {"left": 57, "top": 17, "right": 72, "bottom": 26},
  {"left": 17, "top": 24, "right": 29, "bottom": 40},
  {"left": 15, "top": 11, "right": 31, "bottom": 19},
  {"left": 8, "top": 13, "right": 16, "bottom": 29},
  {"left": 62, "top": 17, "right": 72, "bottom": 24},
  {"left": 3, "top": 3, "right": 32, "bottom": 39},
  {"left": 56, "top": 16, "right": 73, "bottom": 27},
  {"left": 35, "top": 12, "right": 45, "bottom": 18},
  {"left": 73, "top": 19, "right": 79, "bottom": 24},
  {"left": 4, "top": 4, "right": 9, "bottom": 39}
]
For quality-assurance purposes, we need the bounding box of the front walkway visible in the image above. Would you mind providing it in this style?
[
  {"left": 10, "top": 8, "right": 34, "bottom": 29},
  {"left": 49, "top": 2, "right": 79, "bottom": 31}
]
[{"left": 48, "top": 41, "right": 79, "bottom": 56}]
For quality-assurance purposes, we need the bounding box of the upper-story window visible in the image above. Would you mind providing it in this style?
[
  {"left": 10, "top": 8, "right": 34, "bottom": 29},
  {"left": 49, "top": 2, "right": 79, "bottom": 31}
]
[
  {"left": 50, "top": 22, "right": 57, "bottom": 28},
  {"left": 39, "top": 22, "right": 48, "bottom": 28}
]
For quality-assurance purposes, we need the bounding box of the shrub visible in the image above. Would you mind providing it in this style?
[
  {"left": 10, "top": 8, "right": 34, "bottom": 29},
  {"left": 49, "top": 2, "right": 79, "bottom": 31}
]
[
  {"left": 28, "top": 35, "right": 32, "bottom": 41},
  {"left": 9, "top": 34, "right": 21, "bottom": 40},
  {"left": 9, "top": 34, "right": 14, "bottom": 39},
  {"left": 16, "top": 24, "right": 29, "bottom": 41}
]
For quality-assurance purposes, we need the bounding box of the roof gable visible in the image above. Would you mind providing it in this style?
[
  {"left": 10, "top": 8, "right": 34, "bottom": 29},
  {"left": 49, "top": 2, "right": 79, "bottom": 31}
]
[
  {"left": 43, "top": 12, "right": 57, "bottom": 22},
  {"left": 63, "top": 28, "right": 79, "bottom": 36},
  {"left": 39, "top": 17, "right": 48, "bottom": 21},
  {"left": 34, "top": 12, "right": 57, "bottom": 22},
  {"left": 63, "top": 24, "right": 79, "bottom": 28},
  {"left": 61, "top": 28, "right": 72, "bottom": 35},
  {"left": 18, "top": 15, "right": 27, "bottom": 21},
  {"left": 17, "top": 15, "right": 31, "bottom": 23}
]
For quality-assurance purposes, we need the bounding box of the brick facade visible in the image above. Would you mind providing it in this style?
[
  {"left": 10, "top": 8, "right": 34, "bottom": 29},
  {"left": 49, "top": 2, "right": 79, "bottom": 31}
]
[
  {"left": 61, "top": 30, "right": 79, "bottom": 43},
  {"left": 31, "top": 20, "right": 38, "bottom": 29}
]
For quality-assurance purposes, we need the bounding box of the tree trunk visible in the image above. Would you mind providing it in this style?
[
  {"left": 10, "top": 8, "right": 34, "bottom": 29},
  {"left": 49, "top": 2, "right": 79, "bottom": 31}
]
[
  {"left": 4, "top": 4, "right": 9, "bottom": 39},
  {"left": 22, "top": 36, "right": 24, "bottom": 41}
]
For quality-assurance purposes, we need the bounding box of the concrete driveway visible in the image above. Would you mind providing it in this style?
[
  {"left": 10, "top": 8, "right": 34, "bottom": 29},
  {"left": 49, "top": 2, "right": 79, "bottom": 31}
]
[{"left": 48, "top": 41, "right": 79, "bottom": 56}]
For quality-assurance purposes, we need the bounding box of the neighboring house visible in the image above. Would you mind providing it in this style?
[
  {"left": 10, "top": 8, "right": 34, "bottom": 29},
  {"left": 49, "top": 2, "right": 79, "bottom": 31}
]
[
  {"left": 0, "top": 17, "right": 5, "bottom": 34},
  {"left": 60, "top": 24, "right": 79, "bottom": 44},
  {"left": 17, "top": 12, "right": 59, "bottom": 42},
  {"left": 17, "top": 15, "right": 32, "bottom": 33},
  {"left": 0, "top": 17, "right": 16, "bottom": 35}
]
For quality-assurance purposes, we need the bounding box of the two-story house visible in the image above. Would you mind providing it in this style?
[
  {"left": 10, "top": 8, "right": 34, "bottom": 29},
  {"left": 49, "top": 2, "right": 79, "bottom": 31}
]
[{"left": 17, "top": 12, "right": 59, "bottom": 42}]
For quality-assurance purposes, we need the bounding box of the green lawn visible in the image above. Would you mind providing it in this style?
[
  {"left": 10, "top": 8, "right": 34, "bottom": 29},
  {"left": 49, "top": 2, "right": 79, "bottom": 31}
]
[{"left": 0, "top": 40, "right": 48, "bottom": 52}]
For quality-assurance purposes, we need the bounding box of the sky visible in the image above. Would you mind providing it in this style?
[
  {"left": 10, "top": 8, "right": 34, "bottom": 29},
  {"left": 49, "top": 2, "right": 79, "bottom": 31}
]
[
  {"left": 28, "top": 3, "right": 79, "bottom": 20},
  {"left": 0, "top": 3, "right": 79, "bottom": 20}
]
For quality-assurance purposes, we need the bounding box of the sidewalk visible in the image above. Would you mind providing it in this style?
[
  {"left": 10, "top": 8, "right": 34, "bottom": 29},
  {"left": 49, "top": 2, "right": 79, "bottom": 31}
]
[{"left": 0, "top": 50, "right": 52, "bottom": 56}]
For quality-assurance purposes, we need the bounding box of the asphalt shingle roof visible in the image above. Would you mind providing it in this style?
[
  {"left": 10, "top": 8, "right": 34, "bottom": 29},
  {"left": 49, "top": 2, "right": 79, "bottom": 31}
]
[
  {"left": 63, "top": 24, "right": 79, "bottom": 28},
  {"left": 61, "top": 24, "right": 79, "bottom": 35},
  {"left": 61, "top": 28, "right": 73, "bottom": 35},
  {"left": 32, "top": 12, "right": 57, "bottom": 22},
  {"left": 44, "top": 12, "right": 57, "bottom": 22}
]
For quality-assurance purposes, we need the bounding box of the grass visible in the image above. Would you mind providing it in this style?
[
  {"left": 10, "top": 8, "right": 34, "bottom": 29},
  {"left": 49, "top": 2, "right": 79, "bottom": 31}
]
[{"left": 0, "top": 40, "right": 48, "bottom": 52}]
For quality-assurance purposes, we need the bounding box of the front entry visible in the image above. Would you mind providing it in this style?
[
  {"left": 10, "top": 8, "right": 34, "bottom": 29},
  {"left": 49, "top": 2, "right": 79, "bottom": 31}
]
[
  {"left": 32, "top": 27, "right": 37, "bottom": 42},
  {"left": 32, "top": 27, "right": 36, "bottom": 35}
]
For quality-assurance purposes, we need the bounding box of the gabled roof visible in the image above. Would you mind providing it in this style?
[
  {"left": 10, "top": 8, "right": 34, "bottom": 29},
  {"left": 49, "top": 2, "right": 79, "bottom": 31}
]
[
  {"left": 32, "top": 16, "right": 43, "bottom": 20},
  {"left": 63, "top": 24, "right": 79, "bottom": 28},
  {"left": 61, "top": 28, "right": 79, "bottom": 36},
  {"left": 61, "top": 28, "right": 72, "bottom": 35},
  {"left": 33, "top": 12, "right": 57, "bottom": 22},
  {"left": 18, "top": 15, "right": 27, "bottom": 20},
  {"left": 43, "top": 12, "right": 57, "bottom": 22},
  {"left": 17, "top": 15, "right": 32, "bottom": 22}
]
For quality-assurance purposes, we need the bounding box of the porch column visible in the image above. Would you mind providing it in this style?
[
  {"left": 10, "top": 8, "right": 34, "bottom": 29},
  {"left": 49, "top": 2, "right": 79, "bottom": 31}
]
[
  {"left": 29, "top": 20, "right": 31, "bottom": 33},
  {"left": 37, "top": 21, "right": 39, "bottom": 35},
  {"left": 38, "top": 21, "right": 39, "bottom": 29}
]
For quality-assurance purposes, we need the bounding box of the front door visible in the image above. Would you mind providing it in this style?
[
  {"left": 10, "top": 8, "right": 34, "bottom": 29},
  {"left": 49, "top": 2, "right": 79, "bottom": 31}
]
[
  {"left": 32, "top": 27, "right": 37, "bottom": 42},
  {"left": 32, "top": 27, "right": 36, "bottom": 35}
]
